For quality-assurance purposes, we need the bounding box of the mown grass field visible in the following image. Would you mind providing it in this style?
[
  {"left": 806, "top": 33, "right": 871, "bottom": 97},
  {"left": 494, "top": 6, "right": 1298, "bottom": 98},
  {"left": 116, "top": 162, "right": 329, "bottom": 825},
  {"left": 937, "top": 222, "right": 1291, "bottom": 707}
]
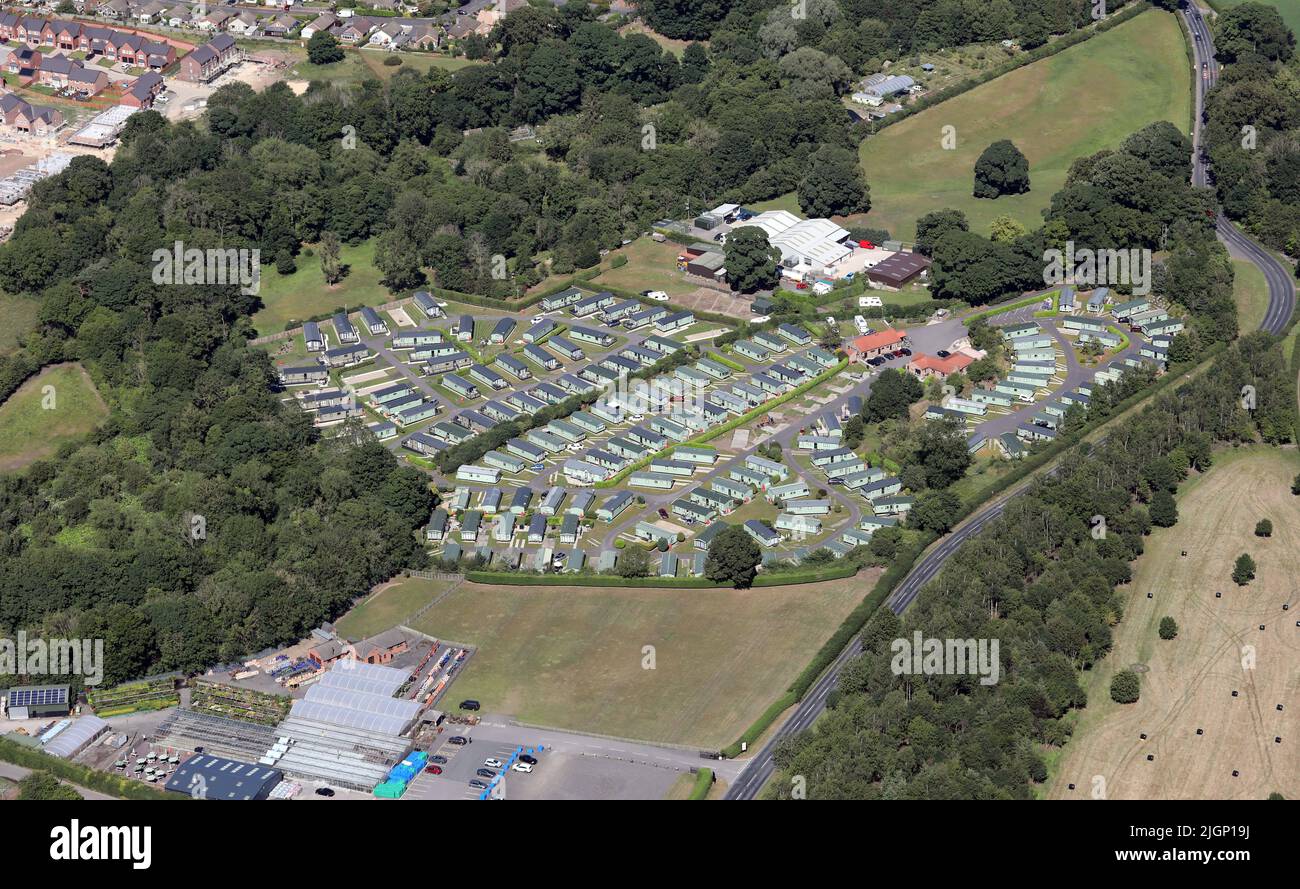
[
  {"left": 1047, "top": 447, "right": 1300, "bottom": 800},
  {"left": 854, "top": 10, "right": 1191, "bottom": 241},
  {"left": 0, "top": 363, "right": 109, "bottom": 472},
  {"left": 408, "top": 574, "right": 869, "bottom": 748},
  {"left": 251, "top": 241, "right": 391, "bottom": 335},
  {"left": 334, "top": 575, "right": 456, "bottom": 640}
]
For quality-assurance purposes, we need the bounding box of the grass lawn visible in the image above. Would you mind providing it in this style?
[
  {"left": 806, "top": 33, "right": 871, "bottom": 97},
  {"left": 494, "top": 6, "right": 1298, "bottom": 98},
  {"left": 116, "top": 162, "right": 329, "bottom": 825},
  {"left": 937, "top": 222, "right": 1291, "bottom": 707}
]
[
  {"left": 591, "top": 237, "right": 704, "bottom": 299},
  {"left": 0, "top": 292, "right": 39, "bottom": 355},
  {"left": 0, "top": 363, "right": 109, "bottom": 473},
  {"left": 334, "top": 575, "right": 455, "bottom": 640},
  {"left": 252, "top": 241, "right": 391, "bottom": 335},
  {"left": 1231, "top": 257, "right": 1270, "bottom": 334},
  {"left": 409, "top": 574, "right": 868, "bottom": 748},
  {"left": 853, "top": 10, "right": 1191, "bottom": 242},
  {"left": 357, "top": 50, "right": 483, "bottom": 79},
  {"left": 1209, "top": 0, "right": 1300, "bottom": 34},
  {"left": 1045, "top": 446, "right": 1300, "bottom": 800}
]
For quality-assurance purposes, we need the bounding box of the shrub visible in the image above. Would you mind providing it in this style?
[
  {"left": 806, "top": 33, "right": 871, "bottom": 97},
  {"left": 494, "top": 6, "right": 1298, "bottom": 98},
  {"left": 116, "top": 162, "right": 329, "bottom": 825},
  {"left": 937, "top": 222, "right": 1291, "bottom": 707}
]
[
  {"left": 1255, "top": 518, "right": 1272, "bottom": 537},
  {"left": 1109, "top": 670, "right": 1140, "bottom": 704},
  {"left": 382, "top": 55, "right": 402, "bottom": 66},
  {"left": 1158, "top": 616, "right": 1178, "bottom": 640},
  {"left": 1233, "top": 552, "right": 1256, "bottom": 585}
]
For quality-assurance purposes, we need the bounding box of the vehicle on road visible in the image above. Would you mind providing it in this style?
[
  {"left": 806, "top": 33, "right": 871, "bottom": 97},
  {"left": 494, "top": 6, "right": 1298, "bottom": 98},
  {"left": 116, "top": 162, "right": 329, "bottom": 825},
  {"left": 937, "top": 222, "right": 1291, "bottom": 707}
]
[
  {"left": 448, "top": 736, "right": 470, "bottom": 746},
  {"left": 657, "top": 507, "right": 669, "bottom": 519},
  {"left": 460, "top": 699, "right": 480, "bottom": 711},
  {"left": 512, "top": 762, "right": 534, "bottom": 773}
]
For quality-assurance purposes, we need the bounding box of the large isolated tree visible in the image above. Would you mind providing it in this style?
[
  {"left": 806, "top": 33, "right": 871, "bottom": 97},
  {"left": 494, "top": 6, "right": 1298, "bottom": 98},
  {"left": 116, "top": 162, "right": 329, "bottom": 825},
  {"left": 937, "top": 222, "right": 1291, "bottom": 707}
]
[
  {"left": 705, "top": 524, "right": 762, "bottom": 589},
  {"left": 973, "top": 139, "right": 1030, "bottom": 198},
  {"left": 865, "top": 368, "right": 923, "bottom": 422},
  {"left": 307, "top": 31, "right": 344, "bottom": 65},
  {"left": 798, "top": 144, "right": 870, "bottom": 218},
  {"left": 723, "top": 226, "right": 781, "bottom": 294}
]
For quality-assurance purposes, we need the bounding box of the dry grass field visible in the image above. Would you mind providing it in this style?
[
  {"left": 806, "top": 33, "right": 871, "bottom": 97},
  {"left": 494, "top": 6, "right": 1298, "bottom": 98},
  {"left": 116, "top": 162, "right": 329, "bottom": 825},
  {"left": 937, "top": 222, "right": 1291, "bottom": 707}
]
[
  {"left": 408, "top": 574, "right": 872, "bottom": 749},
  {"left": 1048, "top": 447, "right": 1300, "bottom": 800}
]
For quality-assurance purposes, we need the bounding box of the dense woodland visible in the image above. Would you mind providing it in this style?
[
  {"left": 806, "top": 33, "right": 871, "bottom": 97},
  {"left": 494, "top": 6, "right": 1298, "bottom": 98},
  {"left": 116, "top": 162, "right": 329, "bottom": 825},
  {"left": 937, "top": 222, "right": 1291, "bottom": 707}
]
[{"left": 1200, "top": 3, "right": 1300, "bottom": 261}]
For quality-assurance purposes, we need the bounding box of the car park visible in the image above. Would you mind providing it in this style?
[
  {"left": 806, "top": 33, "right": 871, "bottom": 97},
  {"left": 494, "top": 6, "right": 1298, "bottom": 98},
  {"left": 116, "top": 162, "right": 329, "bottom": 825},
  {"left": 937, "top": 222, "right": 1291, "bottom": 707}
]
[
  {"left": 519, "top": 754, "right": 538, "bottom": 765},
  {"left": 469, "top": 779, "right": 488, "bottom": 789},
  {"left": 425, "top": 764, "right": 443, "bottom": 775},
  {"left": 429, "top": 755, "right": 448, "bottom": 764}
]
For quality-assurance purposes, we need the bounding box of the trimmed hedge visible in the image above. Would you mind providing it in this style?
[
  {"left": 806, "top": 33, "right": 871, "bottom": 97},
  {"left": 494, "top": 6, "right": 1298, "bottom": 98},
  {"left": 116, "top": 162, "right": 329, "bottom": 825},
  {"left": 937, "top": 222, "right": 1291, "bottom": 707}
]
[{"left": 687, "top": 767, "right": 714, "bottom": 799}]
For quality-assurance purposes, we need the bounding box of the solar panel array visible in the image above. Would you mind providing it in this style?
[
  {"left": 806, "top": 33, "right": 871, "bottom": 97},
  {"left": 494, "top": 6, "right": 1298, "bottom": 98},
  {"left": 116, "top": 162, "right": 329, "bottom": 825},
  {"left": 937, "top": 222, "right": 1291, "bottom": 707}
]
[{"left": 9, "top": 686, "right": 68, "bottom": 708}]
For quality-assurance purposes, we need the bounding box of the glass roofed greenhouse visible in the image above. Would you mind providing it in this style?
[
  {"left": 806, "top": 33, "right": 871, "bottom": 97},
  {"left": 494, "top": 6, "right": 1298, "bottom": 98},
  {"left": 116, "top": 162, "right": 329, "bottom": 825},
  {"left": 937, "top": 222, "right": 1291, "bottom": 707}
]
[{"left": 265, "top": 660, "right": 423, "bottom": 791}]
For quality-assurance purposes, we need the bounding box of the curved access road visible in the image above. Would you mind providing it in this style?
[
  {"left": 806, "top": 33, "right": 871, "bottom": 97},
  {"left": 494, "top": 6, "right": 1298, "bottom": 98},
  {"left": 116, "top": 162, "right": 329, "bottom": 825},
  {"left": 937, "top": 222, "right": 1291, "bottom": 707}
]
[{"left": 725, "top": 4, "right": 1295, "bottom": 801}]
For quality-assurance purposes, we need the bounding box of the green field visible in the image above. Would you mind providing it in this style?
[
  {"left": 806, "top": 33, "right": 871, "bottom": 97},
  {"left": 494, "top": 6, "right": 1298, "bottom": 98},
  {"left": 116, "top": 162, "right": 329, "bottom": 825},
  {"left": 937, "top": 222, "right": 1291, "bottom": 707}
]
[
  {"left": 1231, "top": 257, "right": 1270, "bottom": 334},
  {"left": 854, "top": 10, "right": 1192, "bottom": 241},
  {"left": 252, "top": 241, "right": 392, "bottom": 335},
  {"left": 287, "top": 48, "right": 482, "bottom": 86},
  {"left": 0, "top": 292, "right": 39, "bottom": 355},
  {"left": 407, "top": 574, "right": 868, "bottom": 748},
  {"left": 335, "top": 576, "right": 453, "bottom": 640},
  {"left": 0, "top": 363, "right": 109, "bottom": 472},
  {"left": 1209, "top": 0, "right": 1300, "bottom": 34}
]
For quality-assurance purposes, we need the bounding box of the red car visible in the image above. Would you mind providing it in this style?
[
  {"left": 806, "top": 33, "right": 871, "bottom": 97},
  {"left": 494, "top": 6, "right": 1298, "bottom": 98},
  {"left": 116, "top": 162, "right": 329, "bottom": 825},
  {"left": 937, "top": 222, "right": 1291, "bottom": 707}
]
[
  {"left": 425, "top": 764, "right": 442, "bottom": 775},
  {"left": 795, "top": 281, "right": 808, "bottom": 290}
]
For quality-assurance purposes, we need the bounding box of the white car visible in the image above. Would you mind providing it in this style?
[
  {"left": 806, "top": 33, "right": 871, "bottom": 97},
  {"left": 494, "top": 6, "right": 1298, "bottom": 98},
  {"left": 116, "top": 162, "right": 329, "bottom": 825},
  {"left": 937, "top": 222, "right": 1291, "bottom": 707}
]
[
  {"left": 512, "top": 762, "right": 534, "bottom": 773},
  {"left": 645, "top": 291, "right": 669, "bottom": 302},
  {"left": 484, "top": 758, "right": 505, "bottom": 769}
]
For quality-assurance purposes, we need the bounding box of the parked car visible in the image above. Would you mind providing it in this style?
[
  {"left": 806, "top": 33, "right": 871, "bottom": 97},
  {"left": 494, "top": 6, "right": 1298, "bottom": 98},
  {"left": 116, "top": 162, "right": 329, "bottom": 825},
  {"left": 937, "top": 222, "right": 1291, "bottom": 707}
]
[
  {"left": 867, "top": 356, "right": 887, "bottom": 367},
  {"left": 936, "top": 350, "right": 951, "bottom": 358},
  {"left": 657, "top": 508, "right": 669, "bottom": 519},
  {"left": 512, "top": 762, "right": 534, "bottom": 773},
  {"left": 425, "top": 764, "right": 443, "bottom": 775},
  {"left": 531, "top": 463, "right": 546, "bottom": 472},
  {"left": 519, "top": 754, "right": 538, "bottom": 765},
  {"left": 460, "top": 699, "right": 480, "bottom": 711},
  {"left": 484, "top": 758, "right": 505, "bottom": 769},
  {"left": 448, "top": 736, "right": 470, "bottom": 746},
  {"left": 476, "top": 768, "right": 497, "bottom": 779},
  {"left": 429, "top": 755, "right": 448, "bottom": 764},
  {"left": 898, "top": 348, "right": 912, "bottom": 356},
  {"left": 469, "top": 779, "right": 488, "bottom": 789},
  {"left": 315, "top": 787, "right": 335, "bottom": 797}
]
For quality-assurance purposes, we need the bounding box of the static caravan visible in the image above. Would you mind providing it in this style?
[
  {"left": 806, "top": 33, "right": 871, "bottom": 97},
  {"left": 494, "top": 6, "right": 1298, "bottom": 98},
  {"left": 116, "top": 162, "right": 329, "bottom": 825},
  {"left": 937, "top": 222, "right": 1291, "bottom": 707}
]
[
  {"left": 303, "top": 321, "right": 324, "bottom": 352},
  {"left": 506, "top": 393, "right": 548, "bottom": 414},
  {"left": 569, "top": 411, "right": 606, "bottom": 435},
  {"left": 532, "top": 382, "right": 570, "bottom": 404},
  {"left": 527, "top": 512, "right": 547, "bottom": 544},
  {"left": 324, "top": 344, "right": 370, "bottom": 367},
  {"left": 510, "top": 487, "right": 535, "bottom": 515},
  {"left": 597, "top": 491, "right": 633, "bottom": 522},
  {"left": 547, "top": 419, "right": 586, "bottom": 443},
  {"left": 743, "top": 520, "right": 781, "bottom": 547},
  {"left": 540, "top": 287, "right": 584, "bottom": 312},
  {"left": 359, "top": 306, "right": 388, "bottom": 336},
  {"left": 752, "top": 330, "right": 787, "bottom": 353},
  {"left": 278, "top": 365, "right": 327, "bottom": 386},
  {"left": 751, "top": 372, "right": 788, "bottom": 395},
  {"left": 600, "top": 300, "right": 639, "bottom": 323},
  {"left": 777, "top": 323, "right": 812, "bottom": 345},
  {"left": 712, "top": 477, "right": 751, "bottom": 502},
  {"left": 745, "top": 455, "right": 788, "bottom": 480},
  {"left": 572, "top": 291, "right": 615, "bottom": 317},
  {"left": 506, "top": 438, "right": 546, "bottom": 462},
  {"left": 454, "top": 314, "right": 475, "bottom": 342},
  {"left": 460, "top": 511, "right": 483, "bottom": 541},
  {"left": 483, "top": 400, "right": 521, "bottom": 423},
  {"left": 523, "top": 319, "right": 557, "bottom": 343},
  {"left": 526, "top": 429, "right": 568, "bottom": 453},
  {"left": 970, "top": 389, "right": 1013, "bottom": 407},
  {"left": 559, "top": 513, "right": 582, "bottom": 544},
  {"left": 539, "top": 486, "right": 567, "bottom": 516},
  {"left": 493, "top": 512, "right": 517, "bottom": 542},
  {"left": 392, "top": 402, "right": 439, "bottom": 427},
  {"left": 424, "top": 509, "right": 449, "bottom": 542},
  {"left": 569, "top": 326, "right": 614, "bottom": 346},
  {"left": 995, "top": 380, "right": 1038, "bottom": 402},
  {"left": 469, "top": 364, "right": 507, "bottom": 391},
  {"left": 489, "top": 317, "right": 516, "bottom": 344},
  {"left": 797, "top": 435, "right": 842, "bottom": 451},
  {"left": 775, "top": 513, "right": 821, "bottom": 536},
  {"left": 767, "top": 480, "right": 810, "bottom": 503},
  {"left": 674, "top": 446, "right": 716, "bottom": 466},
  {"left": 549, "top": 336, "right": 585, "bottom": 361},
  {"left": 655, "top": 311, "right": 695, "bottom": 333},
  {"left": 649, "top": 459, "right": 695, "bottom": 478},
  {"left": 643, "top": 336, "right": 684, "bottom": 355},
  {"left": 484, "top": 450, "right": 526, "bottom": 474},
  {"left": 442, "top": 374, "right": 479, "bottom": 399},
  {"left": 494, "top": 354, "right": 531, "bottom": 381},
  {"left": 1000, "top": 322, "right": 1038, "bottom": 340},
  {"left": 333, "top": 312, "right": 359, "bottom": 344},
  {"left": 523, "top": 344, "right": 561, "bottom": 371},
  {"left": 872, "top": 495, "right": 915, "bottom": 515},
  {"left": 629, "top": 471, "right": 676, "bottom": 490},
  {"left": 784, "top": 499, "right": 830, "bottom": 516},
  {"left": 370, "top": 382, "right": 417, "bottom": 405},
  {"left": 404, "top": 432, "right": 446, "bottom": 457},
  {"left": 672, "top": 499, "right": 715, "bottom": 524},
  {"left": 413, "top": 291, "right": 444, "bottom": 318},
  {"left": 695, "top": 358, "right": 731, "bottom": 380},
  {"left": 392, "top": 329, "right": 443, "bottom": 349}
]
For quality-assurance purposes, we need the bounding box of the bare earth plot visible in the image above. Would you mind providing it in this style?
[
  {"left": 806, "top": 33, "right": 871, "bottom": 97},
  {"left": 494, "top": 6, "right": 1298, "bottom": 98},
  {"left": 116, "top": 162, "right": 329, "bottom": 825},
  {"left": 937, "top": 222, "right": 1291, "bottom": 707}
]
[
  {"left": 409, "top": 574, "right": 872, "bottom": 749},
  {"left": 1048, "top": 447, "right": 1300, "bottom": 800}
]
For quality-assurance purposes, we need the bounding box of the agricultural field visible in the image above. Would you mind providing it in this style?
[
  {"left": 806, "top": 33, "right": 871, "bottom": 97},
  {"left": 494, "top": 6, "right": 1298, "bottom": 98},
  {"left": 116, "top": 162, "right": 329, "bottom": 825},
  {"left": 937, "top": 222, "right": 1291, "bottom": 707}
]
[
  {"left": 1048, "top": 447, "right": 1300, "bottom": 800},
  {"left": 0, "top": 363, "right": 109, "bottom": 473},
  {"left": 854, "top": 10, "right": 1191, "bottom": 241},
  {"left": 410, "top": 574, "right": 871, "bottom": 749}
]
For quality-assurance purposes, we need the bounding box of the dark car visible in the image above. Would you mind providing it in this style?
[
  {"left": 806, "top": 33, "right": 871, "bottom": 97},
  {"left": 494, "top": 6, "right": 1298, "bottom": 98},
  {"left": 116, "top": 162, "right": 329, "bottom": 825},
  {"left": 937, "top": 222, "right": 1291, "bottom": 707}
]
[
  {"left": 425, "top": 764, "right": 443, "bottom": 775},
  {"left": 519, "top": 754, "right": 538, "bottom": 765},
  {"left": 657, "top": 508, "right": 669, "bottom": 519},
  {"left": 897, "top": 348, "right": 912, "bottom": 357},
  {"left": 448, "top": 736, "right": 470, "bottom": 746},
  {"left": 429, "top": 754, "right": 448, "bottom": 764},
  {"left": 314, "top": 787, "right": 335, "bottom": 797},
  {"left": 936, "top": 350, "right": 951, "bottom": 358},
  {"left": 476, "top": 768, "right": 497, "bottom": 779},
  {"left": 469, "top": 779, "right": 488, "bottom": 789},
  {"left": 460, "top": 699, "right": 481, "bottom": 711},
  {"left": 867, "top": 356, "right": 887, "bottom": 367}
]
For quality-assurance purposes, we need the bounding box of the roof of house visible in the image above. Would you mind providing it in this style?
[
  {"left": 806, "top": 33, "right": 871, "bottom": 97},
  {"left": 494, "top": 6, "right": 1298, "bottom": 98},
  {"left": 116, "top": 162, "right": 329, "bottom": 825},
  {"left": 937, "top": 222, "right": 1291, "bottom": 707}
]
[
  {"left": 909, "top": 352, "right": 973, "bottom": 375},
  {"left": 850, "top": 328, "right": 907, "bottom": 352}
]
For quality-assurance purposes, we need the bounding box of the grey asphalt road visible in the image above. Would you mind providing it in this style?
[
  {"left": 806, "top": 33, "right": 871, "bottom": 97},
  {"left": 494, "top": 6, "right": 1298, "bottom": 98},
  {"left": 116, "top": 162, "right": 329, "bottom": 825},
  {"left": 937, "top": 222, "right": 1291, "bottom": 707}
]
[{"left": 724, "top": 6, "right": 1297, "bottom": 801}]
